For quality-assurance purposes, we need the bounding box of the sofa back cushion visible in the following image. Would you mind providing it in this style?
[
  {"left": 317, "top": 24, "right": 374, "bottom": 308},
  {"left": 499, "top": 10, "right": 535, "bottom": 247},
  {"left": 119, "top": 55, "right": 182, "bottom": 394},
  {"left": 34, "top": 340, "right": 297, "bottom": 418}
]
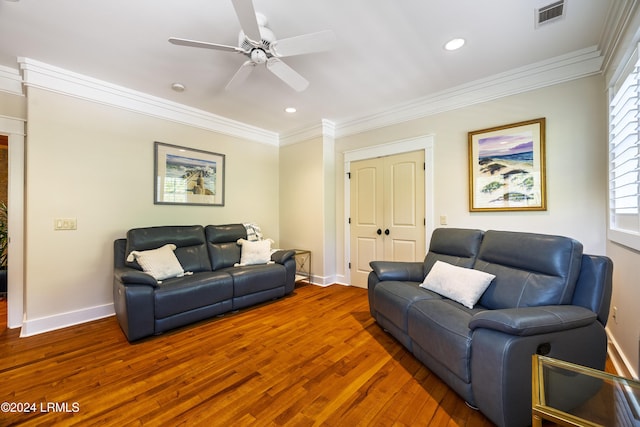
[
  {"left": 475, "top": 230, "right": 583, "bottom": 309},
  {"left": 205, "top": 224, "right": 247, "bottom": 270},
  {"left": 125, "top": 225, "right": 211, "bottom": 273},
  {"left": 572, "top": 254, "right": 613, "bottom": 326},
  {"left": 423, "top": 228, "right": 484, "bottom": 276}
]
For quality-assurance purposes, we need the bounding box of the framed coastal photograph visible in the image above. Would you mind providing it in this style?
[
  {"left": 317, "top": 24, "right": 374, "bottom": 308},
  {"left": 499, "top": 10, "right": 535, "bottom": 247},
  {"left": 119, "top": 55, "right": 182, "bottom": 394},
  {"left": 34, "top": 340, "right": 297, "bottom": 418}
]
[
  {"left": 468, "top": 118, "right": 546, "bottom": 212},
  {"left": 154, "top": 141, "right": 225, "bottom": 206}
]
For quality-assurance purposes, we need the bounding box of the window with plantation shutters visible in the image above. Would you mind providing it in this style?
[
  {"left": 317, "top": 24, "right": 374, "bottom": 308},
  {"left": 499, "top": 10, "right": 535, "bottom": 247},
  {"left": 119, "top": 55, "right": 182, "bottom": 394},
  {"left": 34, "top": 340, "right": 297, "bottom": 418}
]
[{"left": 609, "top": 45, "right": 640, "bottom": 250}]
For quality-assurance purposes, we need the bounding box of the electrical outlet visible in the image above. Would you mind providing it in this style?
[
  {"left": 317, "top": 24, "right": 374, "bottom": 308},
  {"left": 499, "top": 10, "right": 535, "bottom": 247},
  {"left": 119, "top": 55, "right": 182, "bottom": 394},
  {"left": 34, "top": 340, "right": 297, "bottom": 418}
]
[
  {"left": 613, "top": 306, "right": 618, "bottom": 324},
  {"left": 439, "top": 215, "right": 447, "bottom": 225},
  {"left": 54, "top": 218, "right": 77, "bottom": 230}
]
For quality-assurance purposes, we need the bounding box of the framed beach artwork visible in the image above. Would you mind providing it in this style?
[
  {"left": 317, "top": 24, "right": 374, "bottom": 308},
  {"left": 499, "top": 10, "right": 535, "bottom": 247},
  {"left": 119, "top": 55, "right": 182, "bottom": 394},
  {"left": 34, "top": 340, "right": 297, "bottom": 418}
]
[
  {"left": 468, "top": 118, "right": 546, "bottom": 212},
  {"left": 154, "top": 141, "right": 225, "bottom": 206}
]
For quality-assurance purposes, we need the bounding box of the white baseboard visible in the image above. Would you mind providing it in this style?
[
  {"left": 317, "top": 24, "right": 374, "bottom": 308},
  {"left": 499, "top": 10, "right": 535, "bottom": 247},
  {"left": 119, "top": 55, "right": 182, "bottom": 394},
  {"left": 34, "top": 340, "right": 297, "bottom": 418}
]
[
  {"left": 607, "top": 329, "right": 638, "bottom": 380},
  {"left": 20, "top": 303, "right": 115, "bottom": 338}
]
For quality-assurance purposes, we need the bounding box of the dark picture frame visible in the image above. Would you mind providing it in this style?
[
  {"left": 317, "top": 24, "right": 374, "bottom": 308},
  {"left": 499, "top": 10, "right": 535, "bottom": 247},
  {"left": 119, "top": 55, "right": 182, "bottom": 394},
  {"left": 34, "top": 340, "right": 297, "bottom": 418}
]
[
  {"left": 468, "top": 118, "right": 546, "bottom": 212},
  {"left": 154, "top": 141, "right": 225, "bottom": 206}
]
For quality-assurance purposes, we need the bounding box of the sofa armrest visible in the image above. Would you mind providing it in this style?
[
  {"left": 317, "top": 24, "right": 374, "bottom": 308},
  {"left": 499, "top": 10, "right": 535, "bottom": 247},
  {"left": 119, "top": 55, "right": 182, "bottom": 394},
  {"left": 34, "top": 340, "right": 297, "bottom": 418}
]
[
  {"left": 369, "top": 261, "right": 424, "bottom": 282},
  {"left": 114, "top": 267, "right": 158, "bottom": 287},
  {"left": 271, "top": 249, "right": 294, "bottom": 265},
  {"left": 469, "top": 305, "right": 597, "bottom": 336}
]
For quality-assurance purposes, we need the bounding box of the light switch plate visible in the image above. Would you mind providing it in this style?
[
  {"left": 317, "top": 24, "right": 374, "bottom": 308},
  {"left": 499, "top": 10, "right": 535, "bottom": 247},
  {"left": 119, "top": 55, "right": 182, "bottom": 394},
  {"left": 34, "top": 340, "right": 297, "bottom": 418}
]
[{"left": 54, "top": 218, "right": 77, "bottom": 230}]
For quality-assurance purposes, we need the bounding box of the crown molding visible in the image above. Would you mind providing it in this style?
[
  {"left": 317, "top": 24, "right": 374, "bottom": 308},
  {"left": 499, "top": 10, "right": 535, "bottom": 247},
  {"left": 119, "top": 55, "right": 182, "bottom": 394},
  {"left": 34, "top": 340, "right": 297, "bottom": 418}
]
[
  {"left": 18, "top": 58, "right": 279, "bottom": 146},
  {"left": 280, "top": 46, "right": 604, "bottom": 144},
  {"left": 0, "top": 64, "right": 23, "bottom": 96},
  {"left": 334, "top": 46, "right": 603, "bottom": 138},
  {"left": 13, "top": 42, "right": 606, "bottom": 147},
  {"left": 279, "top": 122, "right": 324, "bottom": 146},
  {"left": 599, "top": 0, "right": 639, "bottom": 74}
]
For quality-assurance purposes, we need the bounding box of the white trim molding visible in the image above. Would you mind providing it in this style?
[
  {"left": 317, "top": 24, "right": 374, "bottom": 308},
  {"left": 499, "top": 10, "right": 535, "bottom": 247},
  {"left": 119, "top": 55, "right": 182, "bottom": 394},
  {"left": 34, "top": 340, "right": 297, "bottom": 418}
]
[
  {"left": 282, "top": 46, "right": 604, "bottom": 144},
  {"left": 343, "top": 135, "right": 435, "bottom": 286},
  {"left": 18, "top": 58, "right": 279, "bottom": 146},
  {"left": 20, "top": 303, "right": 114, "bottom": 338},
  {"left": 0, "top": 115, "right": 25, "bottom": 330},
  {"left": 336, "top": 46, "right": 603, "bottom": 138},
  {"left": 0, "top": 64, "right": 23, "bottom": 95}
]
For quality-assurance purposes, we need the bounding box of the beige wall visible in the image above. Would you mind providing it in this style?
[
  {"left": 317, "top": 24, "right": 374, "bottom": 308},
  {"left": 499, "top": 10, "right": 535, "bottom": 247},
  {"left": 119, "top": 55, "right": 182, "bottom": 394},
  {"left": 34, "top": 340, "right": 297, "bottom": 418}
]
[
  {"left": 335, "top": 75, "right": 608, "bottom": 262},
  {"left": 278, "top": 75, "right": 607, "bottom": 288},
  {"left": 23, "top": 88, "right": 280, "bottom": 325},
  {"left": 606, "top": 242, "right": 640, "bottom": 377},
  {"left": 0, "top": 91, "right": 26, "bottom": 120},
  {"left": 279, "top": 137, "right": 325, "bottom": 282}
]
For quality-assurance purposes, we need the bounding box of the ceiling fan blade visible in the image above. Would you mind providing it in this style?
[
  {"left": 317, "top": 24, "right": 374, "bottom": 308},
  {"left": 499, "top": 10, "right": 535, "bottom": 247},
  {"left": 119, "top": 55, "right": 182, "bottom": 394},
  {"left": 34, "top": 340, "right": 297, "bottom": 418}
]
[
  {"left": 225, "top": 61, "right": 256, "bottom": 91},
  {"left": 231, "top": 0, "right": 262, "bottom": 44},
  {"left": 169, "top": 37, "right": 245, "bottom": 53},
  {"left": 270, "top": 30, "right": 336, "bottom": 58},
  {"left": 266, "top": 58, "right": 309, "bottom": 92}
]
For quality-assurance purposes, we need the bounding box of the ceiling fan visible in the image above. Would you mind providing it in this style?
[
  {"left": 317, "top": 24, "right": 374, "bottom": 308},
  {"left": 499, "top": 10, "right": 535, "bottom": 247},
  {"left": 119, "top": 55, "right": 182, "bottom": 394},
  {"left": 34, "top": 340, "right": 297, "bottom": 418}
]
[{"left": 169, "top": 0, "right": 336, "bottom": 92}]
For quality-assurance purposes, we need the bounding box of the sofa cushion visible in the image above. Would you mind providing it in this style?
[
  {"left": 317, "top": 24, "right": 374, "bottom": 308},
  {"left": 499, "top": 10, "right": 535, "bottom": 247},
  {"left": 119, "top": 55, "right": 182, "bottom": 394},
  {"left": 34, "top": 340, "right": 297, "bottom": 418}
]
[
  {"left": 374, "top": 281, "right": 442, "bottom": 332},
  {"left": 420, "top": 261, "right": 495, "bottom": 309},
  {"left": 153, "top": 271, "right": 233, "bottom": 319},
  {"left": 408, "top": 299, "right": 485, "bottom": 383},
  {"left": 126, "top": 243, "right": 185, "bottom": 282},
  {"left": 224, "top": 263, "right": 286, "bottom": 297},
  {"left": 205, "top": 224, "right": 247, "bottom": 270},
  {"left": 125, "top": 225, "right": 212, "bottom": 273},
  {"left": 475, "top": 230, "right": 583, "bottom": 309},
  {"left": 423, "top": 228, "right": 484, "bottom": 276}
]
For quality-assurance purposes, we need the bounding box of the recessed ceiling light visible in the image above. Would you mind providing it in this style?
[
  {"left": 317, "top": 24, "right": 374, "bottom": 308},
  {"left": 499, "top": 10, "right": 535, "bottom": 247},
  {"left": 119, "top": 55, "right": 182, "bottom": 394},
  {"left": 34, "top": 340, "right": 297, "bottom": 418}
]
[
  {"left": 444, "top": 38, "right": 465, "bottom": 51},
  {"left": 285, "top": 107, "right": 297, "bottom": 113},
  {"left": 171, "top": 82, "right": 186, "bottom": 92}
]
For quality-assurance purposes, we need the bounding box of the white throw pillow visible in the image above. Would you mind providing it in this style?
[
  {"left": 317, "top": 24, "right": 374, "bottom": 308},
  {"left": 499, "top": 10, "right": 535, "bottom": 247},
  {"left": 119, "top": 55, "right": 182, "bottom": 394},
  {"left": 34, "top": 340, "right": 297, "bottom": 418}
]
[
  {"left": 420, "top": 260, "right": 495, "bottom": 309},
  {"left": 126, "top": 243, "right": 185, "bottom": 282},
  {"left": 235, "top": 238, "right": 275, "bottom": 266}
]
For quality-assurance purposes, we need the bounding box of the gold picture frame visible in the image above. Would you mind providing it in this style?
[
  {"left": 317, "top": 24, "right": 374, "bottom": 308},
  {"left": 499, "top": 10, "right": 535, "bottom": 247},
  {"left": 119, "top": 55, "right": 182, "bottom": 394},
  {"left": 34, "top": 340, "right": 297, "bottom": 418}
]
[{"left": 468, "top": 118, "right": 546, "bottom": 212}]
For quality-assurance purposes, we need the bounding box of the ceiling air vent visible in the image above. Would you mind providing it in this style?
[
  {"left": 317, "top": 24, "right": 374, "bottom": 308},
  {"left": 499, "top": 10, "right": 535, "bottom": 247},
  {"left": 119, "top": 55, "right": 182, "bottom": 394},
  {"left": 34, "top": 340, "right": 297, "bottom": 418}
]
[{"left": 536, "top": 0, "right": 565, "bottom": 27}]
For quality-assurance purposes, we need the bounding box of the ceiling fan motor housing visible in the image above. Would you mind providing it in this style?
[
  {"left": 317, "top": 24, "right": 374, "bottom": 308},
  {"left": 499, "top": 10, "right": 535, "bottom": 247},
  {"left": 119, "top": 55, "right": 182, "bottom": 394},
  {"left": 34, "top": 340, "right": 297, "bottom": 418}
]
[{"left": 239, "top": 25, "right": 275, "bottom": 52}]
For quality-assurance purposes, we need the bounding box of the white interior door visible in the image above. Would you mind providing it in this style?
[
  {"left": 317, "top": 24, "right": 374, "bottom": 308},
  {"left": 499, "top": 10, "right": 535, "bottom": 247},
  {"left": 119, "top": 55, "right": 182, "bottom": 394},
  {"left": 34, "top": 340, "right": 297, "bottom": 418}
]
[
  {"left": 383, "top": 150, "right": 425, "bottom": 263},
  {"left": 350, "top": 150, "right": 425, "bottom": 288},
  {"left": 350, "top": 157, "right": 384, "bottom": 288}
]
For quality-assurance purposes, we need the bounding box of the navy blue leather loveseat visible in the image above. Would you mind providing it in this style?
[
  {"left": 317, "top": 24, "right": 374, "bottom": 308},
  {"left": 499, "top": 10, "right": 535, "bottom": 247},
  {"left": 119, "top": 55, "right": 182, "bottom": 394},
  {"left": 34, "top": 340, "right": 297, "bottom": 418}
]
[
  {"left": 113, "top": 224, "right": 296, "bottom": 341},
  {"left": 368, "top": 228, "right": 612, "bottom": 427}
]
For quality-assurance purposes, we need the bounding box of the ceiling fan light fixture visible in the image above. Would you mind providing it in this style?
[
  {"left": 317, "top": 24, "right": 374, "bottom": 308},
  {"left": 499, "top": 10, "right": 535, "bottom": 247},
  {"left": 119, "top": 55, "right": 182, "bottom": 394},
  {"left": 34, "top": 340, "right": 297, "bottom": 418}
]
[{"left": 444, "top": 38, "right": 465, "bottom": 51}]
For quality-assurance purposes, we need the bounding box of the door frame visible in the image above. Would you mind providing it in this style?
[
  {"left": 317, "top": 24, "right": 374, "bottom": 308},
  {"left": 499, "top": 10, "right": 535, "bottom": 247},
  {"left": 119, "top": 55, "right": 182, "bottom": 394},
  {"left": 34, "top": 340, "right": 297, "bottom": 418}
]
[
  {"left": 343, "top": 135, "right": 435, "bottom": 286},
  {"left": 0, "top": 116, "right": 25, "bottom": 329}
]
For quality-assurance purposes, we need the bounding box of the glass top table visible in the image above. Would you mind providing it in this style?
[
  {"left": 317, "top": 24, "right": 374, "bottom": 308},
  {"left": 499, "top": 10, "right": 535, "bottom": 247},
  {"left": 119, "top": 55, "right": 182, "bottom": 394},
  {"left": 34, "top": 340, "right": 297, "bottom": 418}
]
[{"left": 532, "top": 355, "right": 640, "bottom": 427}]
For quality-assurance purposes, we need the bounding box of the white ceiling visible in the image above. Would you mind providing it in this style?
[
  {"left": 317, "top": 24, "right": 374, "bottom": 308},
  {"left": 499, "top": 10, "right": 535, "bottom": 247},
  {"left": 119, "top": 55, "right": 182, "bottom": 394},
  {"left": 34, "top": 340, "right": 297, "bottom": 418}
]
[{"left": 0, "top": 0, "right": 617, "bottom": 135}]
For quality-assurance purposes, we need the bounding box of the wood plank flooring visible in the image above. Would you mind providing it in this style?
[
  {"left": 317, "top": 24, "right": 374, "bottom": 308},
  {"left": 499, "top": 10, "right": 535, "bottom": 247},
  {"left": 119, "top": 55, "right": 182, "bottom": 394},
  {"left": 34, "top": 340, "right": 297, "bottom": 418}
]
[{"left": 1, "top": 284, "right": 495, "bottom": 426}]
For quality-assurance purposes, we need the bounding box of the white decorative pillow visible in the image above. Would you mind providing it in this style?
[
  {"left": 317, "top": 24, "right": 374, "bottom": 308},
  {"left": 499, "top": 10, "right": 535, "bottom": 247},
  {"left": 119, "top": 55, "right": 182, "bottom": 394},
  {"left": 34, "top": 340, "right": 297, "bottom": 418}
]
[
  {"left": 420, "top": 260, "right": 495, "bottom": 309},
  {"left": 126, "top": 243, "right": 185, "bottom": 282},
  {"left": 235, "top": 238, "right": 275, "bottom": 266}
]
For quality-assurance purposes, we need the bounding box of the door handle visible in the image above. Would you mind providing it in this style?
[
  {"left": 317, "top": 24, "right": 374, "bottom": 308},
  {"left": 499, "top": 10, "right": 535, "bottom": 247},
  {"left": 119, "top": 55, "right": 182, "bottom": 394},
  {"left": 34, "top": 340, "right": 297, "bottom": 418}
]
[
  {"left": 376, "top": 229, "right": 382, "bottom": 235},
  {"left": 385, "top": 229, "right": 390, "bottom": 235}
]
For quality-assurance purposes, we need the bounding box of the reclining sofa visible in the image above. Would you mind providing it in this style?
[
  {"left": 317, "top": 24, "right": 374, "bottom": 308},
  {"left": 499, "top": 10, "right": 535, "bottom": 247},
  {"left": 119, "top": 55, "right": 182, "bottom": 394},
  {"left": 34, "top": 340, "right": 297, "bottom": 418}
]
[
  {"left": 368, "top": 228, "right": 612, "bottom": 427},
  {"left": 114, "top": 224, "right": 296, "bottom": 342}
]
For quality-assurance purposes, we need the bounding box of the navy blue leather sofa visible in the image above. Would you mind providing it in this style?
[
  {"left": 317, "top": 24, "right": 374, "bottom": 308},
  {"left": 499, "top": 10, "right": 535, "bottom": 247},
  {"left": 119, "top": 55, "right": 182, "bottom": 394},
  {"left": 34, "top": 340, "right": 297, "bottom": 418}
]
[
  {"left": 368, "top": 228, "right": 613, "bottom": 427},
  {"left": 113, "top": 224, "right": 296, "bottom": 342}
]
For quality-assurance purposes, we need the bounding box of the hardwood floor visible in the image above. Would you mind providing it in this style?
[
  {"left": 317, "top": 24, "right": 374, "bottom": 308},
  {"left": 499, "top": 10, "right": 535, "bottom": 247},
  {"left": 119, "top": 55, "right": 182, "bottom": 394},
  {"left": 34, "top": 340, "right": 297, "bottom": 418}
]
[{"left": 0, "top": 285, "right": 495, "bottom": 426}]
